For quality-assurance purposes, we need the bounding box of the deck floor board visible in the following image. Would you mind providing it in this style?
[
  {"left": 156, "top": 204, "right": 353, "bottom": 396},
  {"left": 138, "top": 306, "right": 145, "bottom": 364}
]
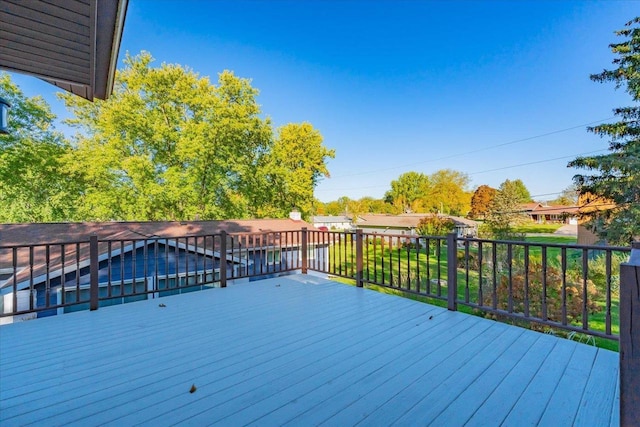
[{"left": 0, "top": 275, "right": 619, "bottom": 426}]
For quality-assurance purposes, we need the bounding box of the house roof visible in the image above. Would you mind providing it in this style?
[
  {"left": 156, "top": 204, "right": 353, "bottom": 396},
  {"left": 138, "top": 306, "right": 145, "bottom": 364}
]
[
  {"left": 0, "top": 0, "right": 128, "bottom": 100},
  {"left": 312, "top": 216, "right": 352, "bottom": 223},
  {"left": 528, "top": 205, "right": 580, "bottom": 216},
  {"left": 520, "top": 202, "right": 545, "bottom": 212},
  {"left": 0, "top": 219, "right": 315, "bottom": 246},
  {"left": 355, "top": 214, "right": 478, "bottom": 229}
]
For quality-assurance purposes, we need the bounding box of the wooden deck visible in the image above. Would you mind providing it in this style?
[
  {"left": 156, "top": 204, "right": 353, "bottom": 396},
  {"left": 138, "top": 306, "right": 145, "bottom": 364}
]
[{"left": 0, "top": 275, "right": 619, "bottom": 426}]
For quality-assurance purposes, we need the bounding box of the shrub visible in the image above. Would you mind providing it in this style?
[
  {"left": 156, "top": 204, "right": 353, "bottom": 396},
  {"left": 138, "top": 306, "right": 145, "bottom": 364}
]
[{"left": 481, "top": 261, "right": 601, "bottom": 324}]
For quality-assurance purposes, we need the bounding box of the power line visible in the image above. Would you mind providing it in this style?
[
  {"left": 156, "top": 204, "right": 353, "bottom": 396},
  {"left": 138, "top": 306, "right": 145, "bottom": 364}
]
[
  {"left": 468, "top": 149, "right": 607, "bottom": 175},
  {"left": 316, "top": 148, "right": 608, "bottom": 194},
  {"left": 331, "top": 116, "right": 616, "bottom": 178}
]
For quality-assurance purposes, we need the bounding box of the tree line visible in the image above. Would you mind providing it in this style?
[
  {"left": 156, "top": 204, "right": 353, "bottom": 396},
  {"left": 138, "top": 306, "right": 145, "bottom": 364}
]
[{"left": 0, "top": 52, "right": 334, "bottom": 223}]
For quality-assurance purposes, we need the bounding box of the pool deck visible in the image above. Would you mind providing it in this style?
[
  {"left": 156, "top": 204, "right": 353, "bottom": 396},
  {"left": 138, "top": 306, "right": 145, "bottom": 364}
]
[{"left": 0, "top": 275, "right": 619, "bottom": 426}]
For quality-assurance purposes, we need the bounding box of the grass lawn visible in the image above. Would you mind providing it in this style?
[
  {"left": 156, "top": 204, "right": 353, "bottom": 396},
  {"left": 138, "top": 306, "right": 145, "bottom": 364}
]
[
  {"left": 513, "top": 223, "right": 564, "bottom": 233},
  {"left": 326, "top": 233, "right": 621, "bottom": 351},
  {"left": 524, "top": 235, "right": 577, "bottom": 245}
]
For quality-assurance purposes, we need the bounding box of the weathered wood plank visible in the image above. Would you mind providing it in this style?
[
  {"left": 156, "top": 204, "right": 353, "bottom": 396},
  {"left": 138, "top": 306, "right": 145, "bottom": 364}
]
[
  {"left": 447, "top": 333, "right": 558, "bottom": 426},
  {"left": 318, "top": 316, "right": 507, "bottom": 426},
  {"left": 235, "top": 314, "right": 484, "bottom": 427},
  {"left": 501, "top": 339, "right": 579, "bottom": 426},
  {"left": 573, "top": 349, "right": 619, "bottom": 426},
  {"left": 388, "top": 325, "right": 527, "bottom": 425},
  {"left": 535, "top": 340, "right": 599, "bottom": 426}
]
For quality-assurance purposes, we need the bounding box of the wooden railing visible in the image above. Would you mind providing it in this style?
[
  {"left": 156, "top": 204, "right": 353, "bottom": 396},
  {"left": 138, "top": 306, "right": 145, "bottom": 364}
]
[
  {"left": 308, "top": 230, "right": 630, "bottom": 341},
  {"left": 0, "top": 230, "right": 306, "bottom": 320}
]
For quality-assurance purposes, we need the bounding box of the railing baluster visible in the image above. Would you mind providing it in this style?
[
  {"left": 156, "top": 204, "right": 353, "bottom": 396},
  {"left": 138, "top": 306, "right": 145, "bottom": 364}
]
[
  {"left": 582, "top": 248, "right": 589, "bottom": 331},
  {"left": 396, "top": 238, "right": 401, "bottom": 288},
  {"left": 12, "top": 247, "right": 17, "bottom": 314},
  {"left": 107, "top": 241, "right": 112, "bottom": 298},
  {"left": 605, "top": 250, "right": 612, "bottom": 336},
  {"left": 143, "top": 239, "right": 149, "bottom": 292},
  {"left": 561, "top": 247, "right": 567, "bottom": 326},
  {"left": 426, "top": 238, "right": 431, "bottom": 295},
  {"left": 436, "top": 238, "right": 442, "bottom": 297},
  {"left": 355, "top": 229, "right": 363, "bottom": 287},
  {"left": 464, "top": 239, "right": 470, "bottom": 303},
  {"left": 301, "top": 228, "right": 308, "bottom": 275},
  {"left": 541, "top": 246, "right": 548, "bottom": 321},
  {"left": 154, "top": 239, "right": 159, "bottom": 290},
  {"left": 524, "top": 245, "right": 529, "bottom": 318},
  {"left": 220, "top": 231, "right": 227, "bottom": 287},
  {"left": 507, "top": 243, "right": 513, "bottom": 313},
  {"left": 120, "top": 240, "right": 125, "bottom": 296},
  {"left": 60, "top": 245, "right": 66, "bottom": 306},
  {"left": 132, "top": 239, "right": 137, "bottom": 294},
  {"left": 491, "top": 243, "right": 497, "bottom": 310},
  {"left": 478, "top": 241, "right": 483, "bottom": 306},
  {"left": 29, "top": 246, "right": 34, "bottom": 311},
  {"left": 45, "top": 245, "right": 51, "bottom": 308},
  {"left": 447, "top": 232, "right": 457, "bottom": 311},
  {"left": 89, "top": 235, "right": 99, "bottom": 311}
]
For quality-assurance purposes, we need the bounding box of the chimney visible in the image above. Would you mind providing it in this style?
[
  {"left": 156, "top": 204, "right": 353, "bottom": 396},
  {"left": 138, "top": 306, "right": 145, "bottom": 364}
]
[{"left": 289, "top": 210, "right": 302, "bottom": 221}]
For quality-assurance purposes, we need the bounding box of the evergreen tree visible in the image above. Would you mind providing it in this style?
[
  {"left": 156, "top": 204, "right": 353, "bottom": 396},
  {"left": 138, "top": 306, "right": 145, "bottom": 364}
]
[{"left": 569, "top": 17, "right": 640, "bottom": 244}]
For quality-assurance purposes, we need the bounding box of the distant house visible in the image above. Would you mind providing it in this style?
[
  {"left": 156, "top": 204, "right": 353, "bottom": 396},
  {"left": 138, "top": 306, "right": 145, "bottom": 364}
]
[
  {"left": 520, "top": 203, "right": 579, "bottom": 224},
  {"left": 354, "top": 214, "right": 478, "bottom": 237},
  {"left": 312, "top": 215, "right": 353, "bottom": 230},
  {"left": 0, "top": 216, "right": 325, "bottom": 323}
]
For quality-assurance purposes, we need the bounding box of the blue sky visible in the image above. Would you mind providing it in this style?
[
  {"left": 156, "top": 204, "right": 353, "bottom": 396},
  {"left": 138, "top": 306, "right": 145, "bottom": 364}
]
[{"left": 9, "top": 0, "right": 637, "bottom": 203}]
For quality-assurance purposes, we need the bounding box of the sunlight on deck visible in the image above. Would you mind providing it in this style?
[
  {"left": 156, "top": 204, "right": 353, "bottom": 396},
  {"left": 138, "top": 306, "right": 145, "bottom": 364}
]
[{"left": 0, "top": 275, "right": 619, "bottom": 426}]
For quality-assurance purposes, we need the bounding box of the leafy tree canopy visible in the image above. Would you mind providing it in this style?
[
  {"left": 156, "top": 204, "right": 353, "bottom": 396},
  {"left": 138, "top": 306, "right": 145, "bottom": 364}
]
[
  {"left": 0, "top": 73, "right": 79, "bottom": 222},
  {"left": 498, "top": 179, "right": 532, "bottom": 204},
  {"left": 469, "top": 185, "right": 497, "bottom": 219},
  {"left": 57, "top": 52, "right": 332, "bottom": 221},
  {"left": 383, "top": 169, "right": 471, "bottom": 215},
  {"left": 384, "top": 171, "right": 430, "bottom": 213},
  {"left": 547, "top": 185, "right": 579, "bottom": 206},
  {"left": 416, "top": 215, "right": 456, "bottom": 236},
  {"left": 425, "top": 169, "right": 471, "bottom": 216},
  {"left": 569, "top": 17, "right": 640, "bottom": 244},
  {"left": 256, "top": 122, "right": 334, "bottom": 219},
  {"left": 483, "top": 181, "right": 528, "bottom": 240}
]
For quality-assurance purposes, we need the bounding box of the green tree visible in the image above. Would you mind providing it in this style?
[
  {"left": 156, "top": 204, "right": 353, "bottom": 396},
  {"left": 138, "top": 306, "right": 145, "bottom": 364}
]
[
  {"left": 469, "top": 185, "right": 497, "bottom": 219},
  {"left": 425, "top": 169, "right": 471, "bottom": 216},
  {"left": 483, "top": 183, "right": 528, "bottom": 240},
  {"left": 548, "top": 185, "right": 579, "bottom": 206},
  {"left": 60, "top": 52, "right": 276, "bottom": 220},
  {"left": 0, "top": 73, "right": 79, "bottom": 222},
  {"left": 257, "top": 122, "right": 335, "bottom": 219},
  {"left": 499, "top": 179, "right": 532, "bottom": 204},
  {"left": 384, "top": 171, "right": 430, "bottom": 213},
  {"left": 416, "top": 215, "right": 456, "bottom": 236},
  {"left": 569, "top": 17, "right": 640, "bottom": 244}
]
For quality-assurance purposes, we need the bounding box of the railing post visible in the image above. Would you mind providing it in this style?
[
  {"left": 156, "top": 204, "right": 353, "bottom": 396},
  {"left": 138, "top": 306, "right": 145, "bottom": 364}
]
[
  {"left": 356, "top": 229, "right": 363, "bottom": 287},
  {"left": 220, "top": 231, "right": 227, "bottom": 288},
  {"left": 447, "top": 232, "right": 458, "bottom": 311},
  {"left": 89, "top": 235, "right": 99, "bottom": 311},
  {"left": 620, "top": 241, "right": 640, "bottom": 426},
  {"left": 301, "top": 227, "right": 308, "bottom": 274}
]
